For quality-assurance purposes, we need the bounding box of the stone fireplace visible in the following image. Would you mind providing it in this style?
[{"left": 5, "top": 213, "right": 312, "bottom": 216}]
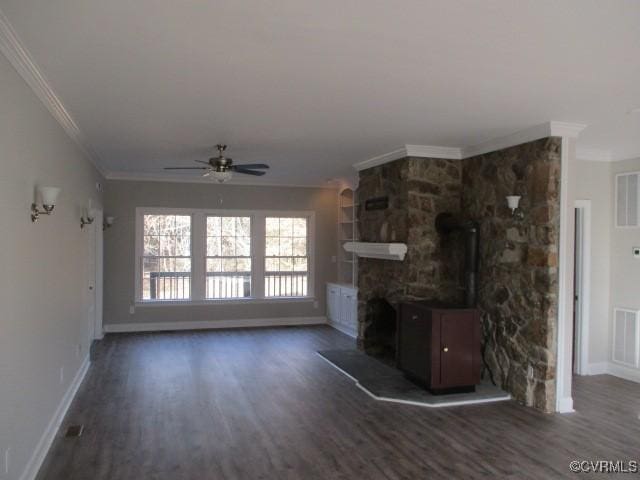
[
  {"left": 357, "top": 157, "right": 464, "bottom": 360},
  {"left": 362, "top": 297, "right": 397, "bottom": 363},
  {"left": 356, "top": 138, "right": 561, "bottom": 412}
]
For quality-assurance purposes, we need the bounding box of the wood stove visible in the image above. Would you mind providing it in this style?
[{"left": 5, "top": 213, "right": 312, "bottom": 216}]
[{"left": 397, "top": 301, "right": 481, "bottom": 394}]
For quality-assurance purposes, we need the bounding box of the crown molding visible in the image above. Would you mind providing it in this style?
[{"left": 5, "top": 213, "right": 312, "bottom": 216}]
[
  {"left": 548, "top": 121, "right": 588, "bottom": 138},
  {"left": 355, "top": 121, "right": 589, "bottom": 171},
  {"left": 405, "top": 144, "right": 463, "bottom": 160},
  {"left": 352, "top": 147, "right": 408, "bottom": 172},
  {"left": 461, "top": 121, "right": 587, "bottom": 159},
  {"left": 105, "top": 170, "right": 339, "bottom": 189},
  {"left": 353, "top": 144, "right": 461, "bottom": 171},
  {"left": 575, "top": 147, "right": 614, "bottom": 162},
  {"left": 0, "top": 8, "right": 106, "bottom": 177},
  {"left": 460, "top": 123, "right": 553, "bottom": 159}
]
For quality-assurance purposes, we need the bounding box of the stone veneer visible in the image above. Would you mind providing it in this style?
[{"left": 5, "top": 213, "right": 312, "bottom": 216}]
[
  {"left": 357, "top": 157, "right": 464, "bottom": 350},
  {"left": 461, "top": 137, "right": 561, "bottom": 412},
  {"left": 356, "top": 137, "right": 561, "bottom": 412}
]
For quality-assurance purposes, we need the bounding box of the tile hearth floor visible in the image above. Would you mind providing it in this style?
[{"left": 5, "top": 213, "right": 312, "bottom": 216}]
[{"left": 318, "top": 349, "right": 510, "bottom": 407}]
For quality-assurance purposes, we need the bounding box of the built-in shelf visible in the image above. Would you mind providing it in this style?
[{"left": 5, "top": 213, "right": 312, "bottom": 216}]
[{"left": 338, "top": 188, "right": 357, "bottom": 286}]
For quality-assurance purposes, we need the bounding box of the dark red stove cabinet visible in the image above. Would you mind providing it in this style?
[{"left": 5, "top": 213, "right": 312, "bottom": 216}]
[{"left": 397, "top": 302, "right": 481, "bottom": 393}]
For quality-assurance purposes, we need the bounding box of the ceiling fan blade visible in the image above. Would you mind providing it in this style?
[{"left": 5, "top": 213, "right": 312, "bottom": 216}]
[
  {"left": 164, "top": 167, "right": 209, "bottom": 170},
  {"left": 233, "top": 168, "right": 266, "bottom": 176},
  {"left": 202, "top": 171, "right": 212, "bottom": 177},
  {"left": 230, "top": 163, "right": 269, "bottom": 170}
]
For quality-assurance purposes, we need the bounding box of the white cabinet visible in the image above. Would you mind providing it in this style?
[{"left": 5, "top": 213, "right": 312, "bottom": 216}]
[{"left": 327, "top": 283, "right": 358, "bottom": 338}]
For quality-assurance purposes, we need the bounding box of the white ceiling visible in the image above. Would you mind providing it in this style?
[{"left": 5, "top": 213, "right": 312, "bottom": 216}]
[{"left": 1, "top": 0, "right": 640, "bottom": 186}]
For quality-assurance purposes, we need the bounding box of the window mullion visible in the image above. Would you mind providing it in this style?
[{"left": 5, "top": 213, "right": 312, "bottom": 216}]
[
  {"left": 192, "top": 211, "right": 206, "bottom": 301},
  {"left": 254, "top": 213, "right": 265, "bottom": 298}
]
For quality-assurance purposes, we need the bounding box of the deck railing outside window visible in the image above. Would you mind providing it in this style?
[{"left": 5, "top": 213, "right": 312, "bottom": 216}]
[{"left": 265, "top": 217, "right": 308, "bottom": 297}]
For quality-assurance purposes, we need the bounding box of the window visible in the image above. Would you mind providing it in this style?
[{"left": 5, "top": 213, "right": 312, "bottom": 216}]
[
  {"left": 136, "top": 208, "right": 314, "bottom": 303},
  {"left": 141, "top": 214, "right": 191, "bottom": 300},
  {"left": 206, "top": 216, "right": 252, "bottom": 298},
  {"left": 265, "top": 217, "right": 309, "bottom": 297}
]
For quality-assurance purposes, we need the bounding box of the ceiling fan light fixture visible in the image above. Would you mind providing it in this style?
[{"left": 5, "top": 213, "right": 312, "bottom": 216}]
[{"left": 211, "top": 170, "right": 232, "bottom": 183}]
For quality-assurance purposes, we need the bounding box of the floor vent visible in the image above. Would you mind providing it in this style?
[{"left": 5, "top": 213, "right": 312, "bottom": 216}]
[{"left": 64, "top": 425, "right": 84, "bottom": 438}]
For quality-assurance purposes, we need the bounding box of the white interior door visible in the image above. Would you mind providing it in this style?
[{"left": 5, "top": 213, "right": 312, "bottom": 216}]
[
  {"left": 86, "top": 210, "right": 103, "bottom": 342},
  {"left": 94, "top": 210, "right": 104, "bottom": 339},
  {"left": 86, "top": 213, "right": 97, "bottom": 342},
  {"left": 573, "top": 200, "right": 591, "bottom": 376}
]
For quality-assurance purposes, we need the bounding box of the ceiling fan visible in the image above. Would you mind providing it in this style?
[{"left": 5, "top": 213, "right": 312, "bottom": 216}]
[{"left": 164, "top": 144, "right": 270, "bottom": 183}]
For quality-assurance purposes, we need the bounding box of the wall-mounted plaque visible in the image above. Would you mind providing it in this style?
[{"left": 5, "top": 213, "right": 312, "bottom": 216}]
[{"left": 365, "top": 196, "right": 389, "bottom": 211}]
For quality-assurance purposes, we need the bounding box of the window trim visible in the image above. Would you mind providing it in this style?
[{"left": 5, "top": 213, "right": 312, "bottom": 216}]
[{"left": 134, "top": 207, "right": 315, "bottom": 305}]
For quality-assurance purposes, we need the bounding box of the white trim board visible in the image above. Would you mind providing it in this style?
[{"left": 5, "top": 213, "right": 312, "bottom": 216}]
[
  {"left": 317, "top": 353, "right": 511, "bottom": 408},
  {"left": 19, "top": 356, "right": 90, "bottom": 480},
  {"left": 354, "top": 121, "right": 594, "bottom": 172},
  {"left": 584, "top": 362, "right": 640, "bottom": 383},
  {"left": 574, "top": 200, "right": 592, "bottom": 376},
  {"left": 328, "top": 321, "right": 358, "bottom": 339},
  {"left": 0, "top": 8, "right": 106, "bottom": 177},
  {"left": 607, "top": 362, "right": 640, "bottom": 383},
  {"left": 460, "top": 121, "right": 586, "bottom": 159},
  {"left": 105, "top": 171, "right": 339, "bottom": 189},
  {"left": 586, "top": 362, "right": 609, "bottom": 375},
  {"left": 353, "top": 145, "right": 462, "bottom": 171},
  {"left": 555, "top": 136, "right": 577, "bottom": 414},
  {"left": 103, "top": 316, "right": 327, "bottom": 333}
]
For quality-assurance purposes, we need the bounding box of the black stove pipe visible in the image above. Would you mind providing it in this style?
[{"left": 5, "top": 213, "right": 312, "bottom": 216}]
[{"left": 435, "top": 212, "right": 479, "bottom": 308}]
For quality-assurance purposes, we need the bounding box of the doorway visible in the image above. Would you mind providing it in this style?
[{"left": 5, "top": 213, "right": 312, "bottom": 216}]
[
  {"left": 573, "top": 200, "right": 591, "bottom": 375},
  {"left": 86, "top": 209, "right": 104, "bottom": 342}
]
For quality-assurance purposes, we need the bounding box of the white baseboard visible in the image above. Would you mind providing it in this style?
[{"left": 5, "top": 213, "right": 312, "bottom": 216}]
[
  {"left": 556, "top": 396, "right": 574, "bottom": 413},
  {"left": 103, "top": 316, "right": 327, "bottom": 333},
  {"left": 583, "top": 362, "right": 640, "bottom": 383},
  {"left": 607, "top": 362, "right": 640, "bottom": 383},
  {"left": 586, "top": 362, "right": 609, "bottom": 375},
  {"left": 20, "top": 355, "right": 90, "bottom": 480},
  {"left": 328, "top": 321, "right": 358, "bottom": 339}
]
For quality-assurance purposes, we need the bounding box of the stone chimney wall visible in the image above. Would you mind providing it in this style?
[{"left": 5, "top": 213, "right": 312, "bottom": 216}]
[
  {"left": 356, "top": 157, "right": 463, "bottom": 341},
  {"left": 356, "top": 137, "right": 562, "bottom": 412},
  {"left": 461, "top": 137, "right": 561, "bottom": 412}
]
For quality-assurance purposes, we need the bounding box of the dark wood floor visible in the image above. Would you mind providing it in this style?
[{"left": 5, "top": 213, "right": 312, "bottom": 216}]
[{"left": 37, "top": 326, "right": 640, "bottom": 480}]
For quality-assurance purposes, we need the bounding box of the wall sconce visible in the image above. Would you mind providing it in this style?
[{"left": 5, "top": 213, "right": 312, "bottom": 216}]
[
  {"left": 103, "top": 216, "right": 115, "bottom": 230},
  {"left": 80, "top": 199, "right": 95, "bottom": 229},
  {"left": 31, "top": 186, "right": 61, "bottom": 222},
  {"left": 506, "top": 195, "right": 524, "bottom": 220}
]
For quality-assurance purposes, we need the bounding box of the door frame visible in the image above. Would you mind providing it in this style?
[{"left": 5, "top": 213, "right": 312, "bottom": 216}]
[
  {"left": 573, "top": 200, "right": 591, "bottom": 376},
  {"left": 92, "top": 209, "right": 104, "bottom": 340}
]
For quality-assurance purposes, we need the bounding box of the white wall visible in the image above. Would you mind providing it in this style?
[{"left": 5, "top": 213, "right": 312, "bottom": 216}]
[
  {"left": 608, "top": 157, "right": 640, "bottom": 381},
  {"left": 575, "top": 160, "right": 612, "bottom": 367},
  {"left": 610, "top": 157, "right": 640, "bottom": 310},
  {"left": 575, "top": 156, "right": 640, "bottom": 382},
  {"left": 0, "top": 50, "right": 104, "bottom": 479},
  {"left": 103, "top": 180, "right": 338, "bottom": 328}
]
